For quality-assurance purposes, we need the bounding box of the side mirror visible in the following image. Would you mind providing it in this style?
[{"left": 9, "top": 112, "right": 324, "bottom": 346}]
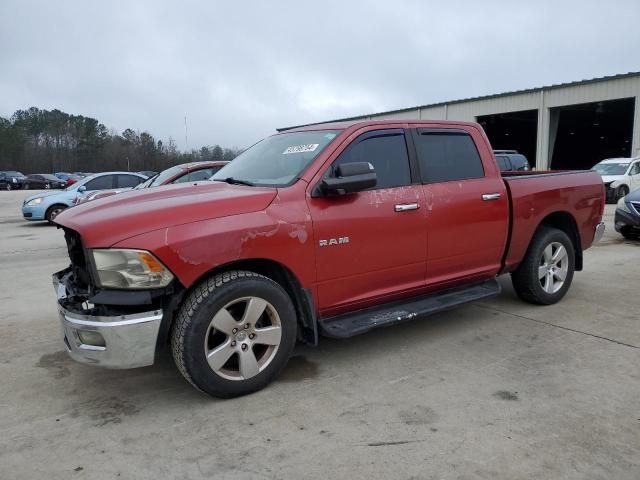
[
  {"left": 321, "top": 162, "right": 377, "bottom": 196},
  {"left": 77, "top": 185, "right": 86, "bottom": 193}
]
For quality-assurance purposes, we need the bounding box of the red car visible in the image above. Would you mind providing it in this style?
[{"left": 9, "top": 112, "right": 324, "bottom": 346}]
[
  {"left": 53, "top": 120, "right": 605, "bottom": 398},
  {"left": 75, "top": 161, "right": 229, "bottom": 204}
]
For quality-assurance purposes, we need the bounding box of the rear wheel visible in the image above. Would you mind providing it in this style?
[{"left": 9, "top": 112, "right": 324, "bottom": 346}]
[
  {"left": 511, "top": 226, "right": 575, "bottom": 305},
  {"left": 621, "top": 228, "right": 640, "bottom": 240},
  {"left": 45, "top": 204, "right": 67, "bottom": 224},
  {"left": 171, "top": 270, "right": 297, "bottom": 398}
]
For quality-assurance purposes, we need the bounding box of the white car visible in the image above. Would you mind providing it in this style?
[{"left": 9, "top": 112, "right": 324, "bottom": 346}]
[{"left": 591, "top": 157, "right": 640, "bottom": 203}]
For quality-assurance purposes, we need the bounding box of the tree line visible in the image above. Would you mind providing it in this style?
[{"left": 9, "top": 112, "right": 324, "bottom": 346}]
[{"left": 0, "top": 107, "right": 242, "bottom": 174}]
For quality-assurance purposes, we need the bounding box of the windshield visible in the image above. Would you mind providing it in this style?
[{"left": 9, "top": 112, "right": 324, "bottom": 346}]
[
  {"left": 592, "top": 162, "right": 629, "bottom": 175},
  {"left": 149, "top": 165, "right": 184, "bottom": 187},
  {"left": 135, "top": 174, "right": 157, "bottom": 189},
  {"left": 6, "top": 171, "right": 24, "bottom": 177},
  {"left": 212, "top": 131, "right": 340, "bottom": 187}
]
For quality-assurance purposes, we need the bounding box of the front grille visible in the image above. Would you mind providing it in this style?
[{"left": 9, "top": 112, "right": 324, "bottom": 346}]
[{"left": 631, "top": 202, "right": 640, "bottom": 216}]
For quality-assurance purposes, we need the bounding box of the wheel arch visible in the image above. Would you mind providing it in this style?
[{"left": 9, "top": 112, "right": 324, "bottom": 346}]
[
  {"left": 166, "top": 258, "right": 317, "bottom": 347},
  {"left": 536, "top": 211, "right": 583, "bottom": 271}
]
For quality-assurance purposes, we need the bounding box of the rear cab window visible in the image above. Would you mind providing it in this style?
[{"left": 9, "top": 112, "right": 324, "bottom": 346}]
[{"left": 413, "top": 129, "right": 485, "bottom": 183}]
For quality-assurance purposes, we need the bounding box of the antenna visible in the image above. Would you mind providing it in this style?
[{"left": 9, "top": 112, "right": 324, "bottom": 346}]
[{"left": 184, "top": 116, "right": 188, "bottom": 151}]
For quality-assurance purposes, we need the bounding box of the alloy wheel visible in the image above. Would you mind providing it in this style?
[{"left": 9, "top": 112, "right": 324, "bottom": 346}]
[
  {"left": 204, "top": 296, "right": 282, "bottom": 381},
  {"left": 538, "top": 241, "right": 568, "bottom": 294}
]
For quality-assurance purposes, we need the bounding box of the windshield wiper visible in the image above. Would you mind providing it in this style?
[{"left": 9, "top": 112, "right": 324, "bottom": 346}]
[{"left": 216, "top": 177, "right": 255, "bottom": 186}]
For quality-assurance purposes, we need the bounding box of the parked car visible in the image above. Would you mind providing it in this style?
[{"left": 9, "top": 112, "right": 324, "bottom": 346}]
[
  {"left": 591, "top": 157, "right": 640, "bottom": 203},
  {"left": 22, "top": 172, "right": 147, "bottom": 223},
  {"left": 614, "top": 190, "right": 640, "bottom": 240},
  {"left": 138, "top": 170, "right": 158, "bottom": 178},
  {"left": 493, "top": 150, "right": 531, "bottom": 172},
  {"left": 76, "top": 161, "right": 229, "bottom": 205},
  {"left": 0, "top": 171, "right": 27, "bottom": 190},
  {"left": 23, "top": 174, "right": 67, "bottom": 190},
  {"left": 52, "top": 120, "right": 605, "bottom": 398},
  {"left": 54, "top": 172, "right": 82, "bottom": 186}
]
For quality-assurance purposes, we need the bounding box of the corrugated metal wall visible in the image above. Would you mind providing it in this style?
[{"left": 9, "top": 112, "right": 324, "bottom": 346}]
[{"left": 309, "top": 75, "right": 640, "bottom": 169}]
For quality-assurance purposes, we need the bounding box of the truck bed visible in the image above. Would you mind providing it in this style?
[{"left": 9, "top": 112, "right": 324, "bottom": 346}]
[{"left": 501, "top": 170, "right": 605, "bottom": 273}]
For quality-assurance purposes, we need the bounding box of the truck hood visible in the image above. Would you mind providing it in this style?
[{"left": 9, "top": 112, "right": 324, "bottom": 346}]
[
  {"left": 55, "top": 181, "right": 278, "bottom": 247},
  {"left": 600, "top": 175, "right": 625, "bottom": 184}
]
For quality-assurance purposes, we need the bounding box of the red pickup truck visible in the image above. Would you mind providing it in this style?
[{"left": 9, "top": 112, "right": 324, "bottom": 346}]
[{"left": 53, "top": 120, "right": 605, "bottom": 398}]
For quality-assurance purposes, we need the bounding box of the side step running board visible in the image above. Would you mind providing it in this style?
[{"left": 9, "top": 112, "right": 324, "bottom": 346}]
[{"left": 318, "top": 279, "right": 501, "bottom": 338}]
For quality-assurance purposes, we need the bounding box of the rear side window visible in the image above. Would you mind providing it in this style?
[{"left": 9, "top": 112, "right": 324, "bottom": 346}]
[
  {"left": 116, "top": 175, "right": 143, "bottom": 188},
  {"left": 332, "top": 130, "right": 411, "bottom": 189},
  {"left": 84, "top": 175, "right": 114, "bottom": 191},
  {"left": 414, "top": 131, "right": 484, "bottom": 183}
]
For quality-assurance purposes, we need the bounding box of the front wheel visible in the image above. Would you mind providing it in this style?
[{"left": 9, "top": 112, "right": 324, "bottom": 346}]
[
  {"left": 5, "top": 183, "right": 12, "bottom": 191},
  {"left": 171, "top": 271, "right": 297, "bottom": 398},
  {"left": 616, "top": 186, "right": 629, "bottom": 201},
  {"left": 511, "top": 226, "right": 575, "bottom": 305},
  {"left": 45, "top": 204, "right": 67, "bottom": 224}
]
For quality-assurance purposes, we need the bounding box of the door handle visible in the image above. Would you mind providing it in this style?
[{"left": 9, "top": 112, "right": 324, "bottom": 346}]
[
  {"left": 482, "top": 193, "right": 502, "bottom": 201},
  {"left": 395, "top": 203, "right": 419, "bottom": 212}
]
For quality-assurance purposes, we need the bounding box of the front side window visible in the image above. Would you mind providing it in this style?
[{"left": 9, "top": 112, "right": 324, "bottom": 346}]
[
  {"left": 84, "top": 175, "right": 114, "bottom": 191},
  {"left": 629, "top": 163, "right": 640, "bottom": 175},
  {"left": 330, "top": 129, "right": 411, "bottom": 189},
  {"left": 414, "top": 131, "right": 484, "bottom": 183},
  {"left": 212, "top": 130, "right": 340, "bottom": 187}
]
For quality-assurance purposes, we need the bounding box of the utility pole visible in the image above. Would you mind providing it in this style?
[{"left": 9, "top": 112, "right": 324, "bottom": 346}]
[{"left": 184, "top": 116, "right": 188, "bottom": 152}]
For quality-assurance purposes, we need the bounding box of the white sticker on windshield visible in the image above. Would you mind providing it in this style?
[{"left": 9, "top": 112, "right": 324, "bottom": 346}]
[{"left": 283, "top": 144, "right": 319, "bottom": 154}]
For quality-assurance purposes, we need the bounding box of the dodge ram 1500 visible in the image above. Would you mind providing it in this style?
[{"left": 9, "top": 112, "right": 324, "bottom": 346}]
[{"left": 52, "top": 120, "right": 605, "bottom": 398}]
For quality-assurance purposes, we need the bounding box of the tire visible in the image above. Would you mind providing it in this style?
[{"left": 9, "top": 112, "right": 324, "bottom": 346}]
[
  {"left": 511, "top": 226, "right": 575, "bottom": 305},
  {"left": 621, "top": 228, "right": 640, "bottom": 240},
  {"left": 616, "top": 185, "right": 629, "bottom": 201},
  {"left": 45, "top": 204, "right": 67, "bottom": 224},
  {"left": 171, "top": 270, "right": 297, "bottom": 398},
  {"left": 23, "top": 183, "right": 30, "bottom": 190}
]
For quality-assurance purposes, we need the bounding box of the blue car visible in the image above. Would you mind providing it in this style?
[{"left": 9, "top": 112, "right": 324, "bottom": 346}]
[{"left": 22, "top": 172, "right": 147, "bottom": 223}]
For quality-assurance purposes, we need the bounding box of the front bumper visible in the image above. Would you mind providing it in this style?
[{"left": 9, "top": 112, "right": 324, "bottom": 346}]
[
  {"left": 22, "top": 204, "right": 46, "bottom": 221},
  {"left": 53, "top": 274, "right": 163, "bottom": 369},
  {"left": 614, "top": 208, "right": 640, "bottom": 233}
]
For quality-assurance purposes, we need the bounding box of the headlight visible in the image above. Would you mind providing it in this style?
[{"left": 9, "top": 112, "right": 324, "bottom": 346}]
[
  {"left": 90, "top": 249, "right": 174, "bottom": 289},
  {"left": 26, "top": 197, "right": 43, "bottom": 206},
  {"left": 617, "top": 196, "right": 630, "bottom": 213},
  {"left": 12, "top": 178, "right": 17, "bottom": 183}
]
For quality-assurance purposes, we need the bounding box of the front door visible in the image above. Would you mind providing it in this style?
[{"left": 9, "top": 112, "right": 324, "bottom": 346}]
[{"left": 307, "top": 128, "right": 427, "bottom": 316}]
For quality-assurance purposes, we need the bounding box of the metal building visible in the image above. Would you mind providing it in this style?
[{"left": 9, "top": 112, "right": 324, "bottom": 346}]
[{"left": 280, "top": 72, "right": 640, "bottom": 170}]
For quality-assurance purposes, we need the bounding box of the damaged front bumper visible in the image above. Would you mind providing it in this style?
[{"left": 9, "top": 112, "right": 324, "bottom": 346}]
[{"left": 53, "top": 271, "right": 164, "bottom": 369}]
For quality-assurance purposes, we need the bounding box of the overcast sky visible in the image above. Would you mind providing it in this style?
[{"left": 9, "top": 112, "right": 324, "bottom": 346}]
[{"left": 1, "top": 0, "right": 639, "bottom": 150}]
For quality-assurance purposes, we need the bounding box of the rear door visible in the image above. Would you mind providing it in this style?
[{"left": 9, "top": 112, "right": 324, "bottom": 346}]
[
  {"left": 307, "top": 128, "right": 428, "bottom": 315},
  {"left": 412, "top": 127, "right": 509, "bottom": 286}
]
